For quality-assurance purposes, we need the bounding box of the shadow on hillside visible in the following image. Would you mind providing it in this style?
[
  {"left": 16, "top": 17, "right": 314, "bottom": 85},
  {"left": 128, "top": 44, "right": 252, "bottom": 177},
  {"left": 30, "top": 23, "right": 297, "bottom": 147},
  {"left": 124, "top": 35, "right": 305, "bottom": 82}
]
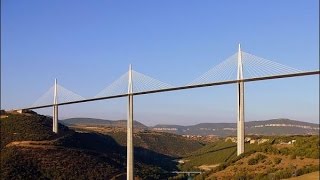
[
  {"left": 190, "top": 144, "right": 237, "bottom": 158},
  {"left": 134, "top": 146, "right": 178, "bottom": 171},
  {"left": 55, "top": 130, "right": 178, "bottom": 171},
  {"left": 207, "top": 145, "right": 237, "bottom": 153},
  {"left": 55, "top": 131, "right": 123, "bottom": 153}
]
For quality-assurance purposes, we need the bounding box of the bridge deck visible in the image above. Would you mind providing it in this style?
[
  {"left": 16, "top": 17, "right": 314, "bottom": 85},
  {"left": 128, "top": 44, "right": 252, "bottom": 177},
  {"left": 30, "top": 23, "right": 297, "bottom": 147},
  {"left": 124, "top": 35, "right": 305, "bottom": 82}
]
[{"left": 20, "top": 70, "right": 319, "bottom": 110}]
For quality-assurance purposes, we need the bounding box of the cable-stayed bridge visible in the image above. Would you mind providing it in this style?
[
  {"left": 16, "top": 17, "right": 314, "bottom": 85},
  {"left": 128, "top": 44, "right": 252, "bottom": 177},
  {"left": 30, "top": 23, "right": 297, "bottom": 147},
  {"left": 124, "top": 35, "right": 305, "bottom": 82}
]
[
  {"left": 14, "top": 45, "right": 319, "bottom": 180},
  {"left": 28, "top": 48, "right": 317, "bottom": 109}
]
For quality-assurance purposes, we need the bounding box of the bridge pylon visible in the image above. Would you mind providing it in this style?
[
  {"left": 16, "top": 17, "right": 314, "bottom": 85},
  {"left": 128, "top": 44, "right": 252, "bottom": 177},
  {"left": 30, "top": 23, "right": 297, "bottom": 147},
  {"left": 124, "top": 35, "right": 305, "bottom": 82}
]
[
  {"left": 53, "top": 78, "right": 58, "bottom": 133},
  {"left": 127, "top": 65, "right": 134, "bottom": 180},
  {"left": 237, "top": 44, "right": 245, "bottom": 155}
]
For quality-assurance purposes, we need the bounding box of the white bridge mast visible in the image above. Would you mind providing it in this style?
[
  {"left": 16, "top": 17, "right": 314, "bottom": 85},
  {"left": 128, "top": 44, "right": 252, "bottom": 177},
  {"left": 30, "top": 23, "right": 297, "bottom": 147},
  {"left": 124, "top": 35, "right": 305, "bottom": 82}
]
[
  {"left": 127, "top": 65, "right": 134, "bottom": 180},
  {"left": 53, "top": 78, "right": 58, "bottom": 133},
  {"left": 237, "top": 44, "right": 245, "bottom": 155}
]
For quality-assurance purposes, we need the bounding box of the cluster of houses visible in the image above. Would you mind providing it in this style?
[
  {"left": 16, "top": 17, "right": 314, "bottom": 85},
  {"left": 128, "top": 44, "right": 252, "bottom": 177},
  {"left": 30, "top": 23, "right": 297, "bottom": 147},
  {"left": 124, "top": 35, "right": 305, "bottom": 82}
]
[
  {"left": 152, "top": 127, "right": 178, "bottom": 131},
  {"left": 225, "top": 136, "right": 298, "bottom": 145},
  {"left": 225, "top": 137, "right": 270, "bottom": 144},
  {"left": 279, "top": 139, "right": 296, "bottom": 145},
  {"left": 253, "top": 123, "right": 319, "bottom": 130},
  {"left": 182, "top": 134, "right": 218, "bottom": 142}
]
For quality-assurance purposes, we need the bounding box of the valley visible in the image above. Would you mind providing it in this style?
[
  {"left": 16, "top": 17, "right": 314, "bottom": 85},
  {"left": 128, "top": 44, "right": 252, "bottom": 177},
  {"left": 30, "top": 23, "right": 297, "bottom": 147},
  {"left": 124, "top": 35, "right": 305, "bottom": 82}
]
[{"left": 1, "top": 111, "right": 319, "bottom": 179}]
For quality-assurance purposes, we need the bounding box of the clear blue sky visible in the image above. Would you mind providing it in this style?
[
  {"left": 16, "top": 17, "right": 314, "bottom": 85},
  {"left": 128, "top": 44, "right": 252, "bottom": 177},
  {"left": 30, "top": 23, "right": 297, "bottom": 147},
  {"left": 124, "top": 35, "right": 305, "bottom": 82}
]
[{"left": 1, "top": 0, "right": 319, "bottom": 125}]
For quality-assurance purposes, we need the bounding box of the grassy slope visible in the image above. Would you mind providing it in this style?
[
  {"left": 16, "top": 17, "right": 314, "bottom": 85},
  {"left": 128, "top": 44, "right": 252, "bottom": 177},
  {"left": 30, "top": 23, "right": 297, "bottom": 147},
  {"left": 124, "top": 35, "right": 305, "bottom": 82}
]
[
  {"left": 1, "top": 113, "right": 70, "bottom": 149},
  {"left": 70, "top": 126, "right": 204, "bottom": 158},
  {"left": 0, "top": 113, "right": 178, "bottom": 179},
  {"left": 105, "top": 131, "right": 204, "bottom": 158},
  {"left": 0, "top": 114, "right": 122, "bottom": 179},
  {"left": 189, "top": 135, "right": 319, "bottom": 180},
  {"left": 1, "top": 147, "right": 123, "bottom": 179},
  {"left": 206, "top": 152, "right": 319, "bottom": 180},
  {"left": 181, "top": 140, "right": 259, "bottom": 170}
]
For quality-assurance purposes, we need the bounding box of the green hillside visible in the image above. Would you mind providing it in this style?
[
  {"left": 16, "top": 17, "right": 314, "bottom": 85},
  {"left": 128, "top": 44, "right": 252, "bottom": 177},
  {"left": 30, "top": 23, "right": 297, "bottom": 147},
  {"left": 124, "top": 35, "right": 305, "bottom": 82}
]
[
  {"left": 2, "top": 112, "right": 318, "bottom": 179},
  {"left": 181, "top": 140, "right": 258, "bottom": 170},
  {"left": 179, "top": 135, "right": 319, "bottom": 179},
  {"left": 0, "top": 112, "right": 178, "bottom": 179},
  {"left": 103, "top": 131, "right": 204, "bottom": 157},
  {"left": 68, "top": 124, "right": 204, "bottom": 157},
  {"left": 1, "top": 147, "right": 123, "bottom": 179},
  {"left": 63, "top": 118, "right": 206, "bottom": 157},
  {"left": 1, "top": 113, "right": 70, "bottom": 149}
]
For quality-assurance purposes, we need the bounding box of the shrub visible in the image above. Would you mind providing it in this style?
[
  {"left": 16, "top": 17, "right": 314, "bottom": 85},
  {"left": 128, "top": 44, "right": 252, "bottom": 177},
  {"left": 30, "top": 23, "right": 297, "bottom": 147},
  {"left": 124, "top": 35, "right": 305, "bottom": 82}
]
[
  {"left": 265, "top": 160, "right": 273, "bottom": 165},
  {"left": 248, "top": 153, "right": 267, "bottom": 165},
  {"left": 290, "top": 154, "right": 296, "bottom": 159},
  {"left": 233, "top": 171, "right": 253, "bottom": 180},
  {"left": 256, "top": 153, "right": 267, "bottom": 161},
  {"left": 248, "top": 158, "right": 258, "bottom": 165},
  {"left": 273, "top": 157, "right": 282, "bottom": 164}
]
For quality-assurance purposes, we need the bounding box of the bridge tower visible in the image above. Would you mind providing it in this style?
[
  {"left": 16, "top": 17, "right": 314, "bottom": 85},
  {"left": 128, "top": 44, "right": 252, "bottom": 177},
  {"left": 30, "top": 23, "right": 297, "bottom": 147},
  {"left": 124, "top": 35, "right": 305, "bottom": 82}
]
[
  {"left": 127, "top": 65, "right": 134, "bottom": 180},
  {"left": 53, "top": 78, "right": 58, "bottom": 133},
  {"left": 237, "top": 44, "right": 245, "bottom": 155}
]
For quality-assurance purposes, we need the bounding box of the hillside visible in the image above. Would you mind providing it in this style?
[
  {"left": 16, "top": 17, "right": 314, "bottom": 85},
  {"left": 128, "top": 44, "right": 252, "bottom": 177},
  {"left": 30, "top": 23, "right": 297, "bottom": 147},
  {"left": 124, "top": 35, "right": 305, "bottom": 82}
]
[
  {"left": 62, "top": 118, "right": 148, "bottom": 129},
  {"left": 152, "top": 119, "right": 319, "bottom": 136},
  {"left": 1, "top": 113, "right": 70, "bottom": 149},
  {"left": 179, "top": 135, "right": 319, "bottom": 179},
  {"left": 204, "top": 152, "right": 319, "bottom": 179},
  {"left": 180, "top": 140, "right": 259, "bottom": 171},
  {"left": 69, "top": 125, "right": 204, "bottom": 157},
  {"left": 0, "top": 112, "right": 179, "bottom": 179},
  {"left": 2, "top": 113, "right": 318, "bottom": 179}
]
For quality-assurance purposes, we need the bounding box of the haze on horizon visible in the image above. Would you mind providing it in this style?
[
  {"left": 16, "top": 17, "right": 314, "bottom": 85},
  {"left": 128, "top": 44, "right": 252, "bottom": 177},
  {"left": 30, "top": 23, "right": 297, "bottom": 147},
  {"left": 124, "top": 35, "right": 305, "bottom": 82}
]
[{"left": 1, "top": 0, "right": 319, "bottom": 126}]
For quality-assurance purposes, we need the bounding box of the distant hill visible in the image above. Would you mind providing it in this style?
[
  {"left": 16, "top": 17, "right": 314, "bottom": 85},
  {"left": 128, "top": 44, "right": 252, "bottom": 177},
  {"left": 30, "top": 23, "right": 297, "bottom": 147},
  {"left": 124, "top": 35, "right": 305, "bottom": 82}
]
[
  {"left": 62, "top": 118, "right": 148, "bottom": 129},
  {"left": 152, "top": 119, "right": 319, "bottom": 136},
  {"left": 62, "top": 118, "right": 319, "bottom": 136}
]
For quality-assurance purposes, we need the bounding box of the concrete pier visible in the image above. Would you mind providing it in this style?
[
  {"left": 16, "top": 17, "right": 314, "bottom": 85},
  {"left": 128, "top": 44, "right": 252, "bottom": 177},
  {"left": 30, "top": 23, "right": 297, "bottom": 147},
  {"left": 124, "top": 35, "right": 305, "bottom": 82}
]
[
  {"left": 127, "top": 65, "right": 134, "bottom": 180},
  {"left": 237, "top": 44, "right": 245, "bottom": 155},
  {"left": 53, "top": 78, "right": 58, "bottom": 133}
]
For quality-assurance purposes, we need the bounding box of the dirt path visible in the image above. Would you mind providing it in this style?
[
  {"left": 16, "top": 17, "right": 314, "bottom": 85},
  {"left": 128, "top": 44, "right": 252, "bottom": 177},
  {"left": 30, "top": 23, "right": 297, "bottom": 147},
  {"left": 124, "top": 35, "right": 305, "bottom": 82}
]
[
  {"left": 6, "top": 140, "right": 58, "bottom": 149},
  {"left": 5, "top": 139, "right": 110, "bottom": 156},
  {"left": 284, "top": 171, "right": 319, "bottom": 180},
  {"left": 198, "top": 164, "right": 220, "bottom": 171}
]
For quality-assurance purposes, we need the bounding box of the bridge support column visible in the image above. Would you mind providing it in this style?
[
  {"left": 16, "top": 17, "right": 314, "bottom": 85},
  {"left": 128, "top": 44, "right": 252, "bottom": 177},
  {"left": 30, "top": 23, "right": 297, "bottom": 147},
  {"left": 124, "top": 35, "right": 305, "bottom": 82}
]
[
  {"left": 127, "top": 65, "right": 134, "bottom": 180},
  {"left": 53, "top": 79, "right": 58, "bottom": 133},
  {"left": 237, "top": 44, "right": 245, "bottom": 155}
]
